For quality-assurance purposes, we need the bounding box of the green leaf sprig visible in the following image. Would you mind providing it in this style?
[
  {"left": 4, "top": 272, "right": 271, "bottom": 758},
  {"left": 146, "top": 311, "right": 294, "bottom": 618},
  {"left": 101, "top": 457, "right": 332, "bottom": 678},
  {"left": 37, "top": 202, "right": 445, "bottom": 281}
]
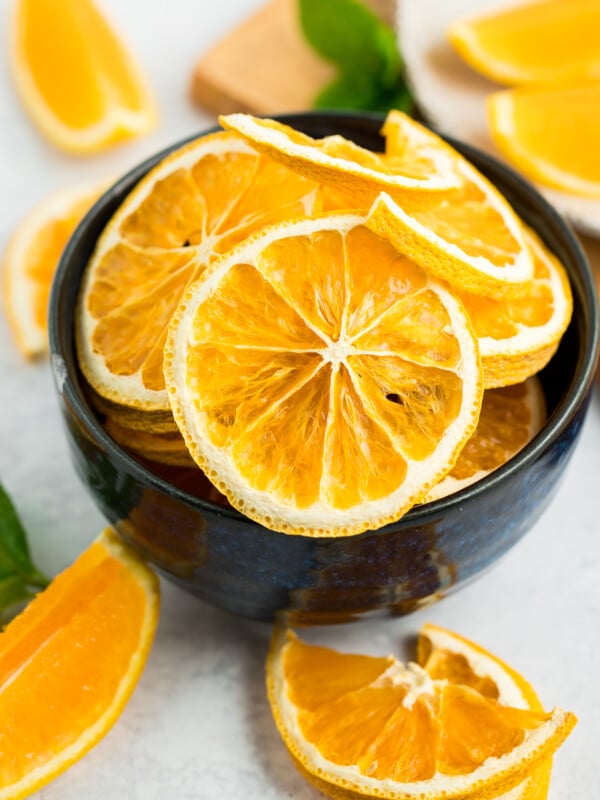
[
  {"left": 0, "top": 481, "right": 49, "bottom": 623},
  {"left": 298, "top": 0, "right": 414, "bottom": 114}
]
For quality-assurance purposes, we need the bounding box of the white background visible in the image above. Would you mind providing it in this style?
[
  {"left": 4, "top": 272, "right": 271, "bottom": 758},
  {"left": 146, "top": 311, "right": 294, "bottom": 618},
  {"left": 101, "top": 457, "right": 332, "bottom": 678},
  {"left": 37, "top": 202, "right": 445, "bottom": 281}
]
[{"left": 0, "top": 1, "right": 598, "bottom": 797}]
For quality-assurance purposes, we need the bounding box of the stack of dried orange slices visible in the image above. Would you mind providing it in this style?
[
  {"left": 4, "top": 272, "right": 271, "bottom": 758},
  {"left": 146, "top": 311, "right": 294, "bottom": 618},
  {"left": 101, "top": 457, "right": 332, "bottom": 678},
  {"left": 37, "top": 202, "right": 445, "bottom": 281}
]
[{"left": 74, "top": 110, "right": 572, "bottom": 534}]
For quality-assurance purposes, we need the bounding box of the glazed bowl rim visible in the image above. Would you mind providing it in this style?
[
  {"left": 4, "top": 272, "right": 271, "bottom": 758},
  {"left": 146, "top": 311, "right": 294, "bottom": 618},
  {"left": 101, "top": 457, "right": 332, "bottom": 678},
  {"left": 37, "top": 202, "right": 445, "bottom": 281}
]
[{"left": 49, "top": 109, "right": 600, "bottom": 533}]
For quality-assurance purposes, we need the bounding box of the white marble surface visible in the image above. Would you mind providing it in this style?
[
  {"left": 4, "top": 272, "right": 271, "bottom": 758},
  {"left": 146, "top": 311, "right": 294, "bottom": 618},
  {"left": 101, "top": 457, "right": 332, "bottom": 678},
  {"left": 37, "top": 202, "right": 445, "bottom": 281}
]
[{"left": 0, "top": 1, "right": 598, "bottom": 797}]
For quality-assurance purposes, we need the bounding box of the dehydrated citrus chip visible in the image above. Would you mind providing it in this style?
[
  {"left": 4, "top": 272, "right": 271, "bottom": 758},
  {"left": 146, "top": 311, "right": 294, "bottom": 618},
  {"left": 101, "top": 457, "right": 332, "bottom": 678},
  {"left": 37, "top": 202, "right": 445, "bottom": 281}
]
[
  {"left": 458, "top": 226, "right": 573, "bottom": 388},
  {"left": 104, "top": 418, "right": 193, "bottom": 468},
  {"left": 448, "top": 0, "right": 600, "bottom": 86},
  {"left": 424, "top": 377, "right": 545, "bottom": 502},
  {"left": 2, "top": 182, "right": 104, "bottom": 358},
  {"left": 367, "top": 111, "right": 534, "bottom": 299},
  {"left": 164, "top": 214, "right": 483, "bottom": 537},
  {"left": 267, "top": 625, "right": 576, "bottom": 800},
  {"left": 0, "top": 528, "right": 159, "bottom": 799},
  {"left": 219, "top": 112, "right": 461, "bottom": 202},
  {"left": 9, "top": 0, "right": 156, "bottom": 154},
  {"left": 76, "top": 131, "right": 320, "bottom": 411},
  {"left": 488, "top": 81, "right": 600, "bottom": 198},
  {"left": 416, "top": 623, "right": 553, "bottom": 800}
]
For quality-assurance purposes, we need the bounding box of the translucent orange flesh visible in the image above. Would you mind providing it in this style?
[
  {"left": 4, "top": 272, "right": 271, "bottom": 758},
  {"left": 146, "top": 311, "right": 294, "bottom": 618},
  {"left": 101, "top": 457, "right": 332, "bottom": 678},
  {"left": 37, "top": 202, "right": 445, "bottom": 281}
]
[
  {"left": 18, "top": 0, "right": 148, "bottom": 129},
  {"left": 86, "top": 150, "right": 317, "bottom": 392},
  {"left": 0, "top": 537, "right": 151, "bottom": 786},
  {"left": 451, "top": 0, "right": 600, "bottom": 84},
  {"left": 185, "top": 227, "right": 467, "bottom": 509},
  {"left": 282, "top": 635, "right": 551, "bottom": 782},
  {"left": 447, "top": 381, "right": 539, "bottom": 480}
]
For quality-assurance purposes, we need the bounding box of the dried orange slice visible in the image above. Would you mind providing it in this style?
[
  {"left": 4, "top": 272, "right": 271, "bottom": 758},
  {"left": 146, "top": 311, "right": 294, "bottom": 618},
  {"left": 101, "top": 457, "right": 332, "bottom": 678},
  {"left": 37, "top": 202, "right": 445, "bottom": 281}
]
[
  {"left": 367, "top": 111, "right": 533, "bottom": 299},
  {"left": 267, "top": 625, "right": 575, "bottom": 800},
  {"left": 0, "top": 528, "right": 159, "bottom": 799},
  {"left": 489, "top": 81, "right": 600, "bottom": 198},
  {"left": 424, "top": 377, "right": 545, "bottom": 503},
  {"left": 219, "top": 112, "right": 461, "bottom": 202},
  {"left": 2, "top": 182, "right": 104, "bottom": 358},
  {"left": 416, "top": 623, "right": 553, "bottom": 800},
  {"left": 164, "top": 214, "right": 483, "bottom": 537},
  {"left": 76, "top": 131, "right": 320, "bottom": 411},
  {"left": 458, "top": 226, "right": 573, "bottom": 388},
  {"left": 10, "top": 0, "right": 156, "bottom": 154},
  {"left": 448, "top": 0, "right": 600, "bottom": 86}
]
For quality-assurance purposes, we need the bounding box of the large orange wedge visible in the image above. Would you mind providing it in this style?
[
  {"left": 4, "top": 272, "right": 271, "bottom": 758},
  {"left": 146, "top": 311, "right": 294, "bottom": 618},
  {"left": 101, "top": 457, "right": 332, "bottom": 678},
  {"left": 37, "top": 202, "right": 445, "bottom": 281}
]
[
  {"left": 10, "top": 0, "right": 156, "bottom": 154},
  {"left": 0, "top": 528, "right": 159, "bottom": 799}
]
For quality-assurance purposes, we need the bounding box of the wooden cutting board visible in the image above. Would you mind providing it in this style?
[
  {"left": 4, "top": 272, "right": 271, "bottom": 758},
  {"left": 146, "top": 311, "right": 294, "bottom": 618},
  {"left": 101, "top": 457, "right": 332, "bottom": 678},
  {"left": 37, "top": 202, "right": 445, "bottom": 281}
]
[{"left": 190, "top": 0, "right": 395, "bottom": 115}]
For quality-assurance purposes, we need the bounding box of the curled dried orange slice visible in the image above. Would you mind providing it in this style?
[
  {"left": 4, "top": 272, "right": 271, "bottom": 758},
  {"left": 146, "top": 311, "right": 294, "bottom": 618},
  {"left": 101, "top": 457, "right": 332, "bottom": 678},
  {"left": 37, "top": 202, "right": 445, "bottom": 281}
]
[
  {"left": 76, "top": 131, "right": 320, "bottom": 411},
  {"left": 366, "top": 111, "right": 534, "bottom": 299},
  {"left": 164, "top": 214, "right": 483, "bottom": 536}
]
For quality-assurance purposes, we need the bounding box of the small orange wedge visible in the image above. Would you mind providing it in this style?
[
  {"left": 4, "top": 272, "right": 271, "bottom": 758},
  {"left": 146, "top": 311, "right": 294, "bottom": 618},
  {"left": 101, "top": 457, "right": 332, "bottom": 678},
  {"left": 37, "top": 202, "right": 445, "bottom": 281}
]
[
  {"left": 0, "top": 528, "right": 159, "bottom": 799},
  {"left": 10, "top": 0, "right": 156, "bottom": 154},
  {"left": 2, "top": 182, "right": 105, "bottom": 358}
]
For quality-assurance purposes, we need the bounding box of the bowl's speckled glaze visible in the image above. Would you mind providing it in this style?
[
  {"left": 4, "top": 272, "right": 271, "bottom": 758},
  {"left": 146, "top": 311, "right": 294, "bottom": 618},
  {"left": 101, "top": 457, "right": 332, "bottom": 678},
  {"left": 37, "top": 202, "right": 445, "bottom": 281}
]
[{"left": 49, "top": 112, "right": 599, "bottom": 622}]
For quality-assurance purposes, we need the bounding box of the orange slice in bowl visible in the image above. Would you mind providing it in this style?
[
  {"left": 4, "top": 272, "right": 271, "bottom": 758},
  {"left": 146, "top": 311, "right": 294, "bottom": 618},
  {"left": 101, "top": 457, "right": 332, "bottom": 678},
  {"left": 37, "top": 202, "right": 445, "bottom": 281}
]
[
  {"left": 164, "top": 215, "right": 483, "bottom": 537},
  {"left": 266, "top": 625, "right": 575, "bottom": 800},
  {"left": 219, "top": 112, "right": 461, "bottom": 202},
  {"left": 3, "top": 182, "right": 104, "bottom": 358},
  {"left": 76, "top": 131, "right": 320, "bottom": 412},
  {"left": 458, "top": 225, "right": 573, "bottom": 388},
  {"left": 424, "top": 377, "right": 545, "bottom": 503},
  {"left": 367, "top": 111, "right": 534, "bottom": 299}
]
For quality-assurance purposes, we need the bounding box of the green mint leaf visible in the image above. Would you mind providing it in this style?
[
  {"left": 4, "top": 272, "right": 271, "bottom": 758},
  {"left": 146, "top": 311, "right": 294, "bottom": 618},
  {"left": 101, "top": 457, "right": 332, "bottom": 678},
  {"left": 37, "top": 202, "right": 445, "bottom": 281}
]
[
  {"left": 0, "top": 481, "right": 49, "bottom": 588},
  {"left": 0, "top": 575, "right": 36, "bottom": 625},
  {"left": 298, "top": 0, "right": 414, "bottom": 115},
  {"left": 314, "top": 73, "right": 381, "bottom": 111},
  {"left": 299, "top": 0, "right": 397, "bottom": 82}
]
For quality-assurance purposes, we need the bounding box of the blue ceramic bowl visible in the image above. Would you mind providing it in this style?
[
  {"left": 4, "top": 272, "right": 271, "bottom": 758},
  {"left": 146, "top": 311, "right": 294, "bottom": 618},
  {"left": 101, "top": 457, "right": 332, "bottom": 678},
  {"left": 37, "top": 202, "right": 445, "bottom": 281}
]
[{"left": 49, "top": 112, "right": 599, "bottom": 622}]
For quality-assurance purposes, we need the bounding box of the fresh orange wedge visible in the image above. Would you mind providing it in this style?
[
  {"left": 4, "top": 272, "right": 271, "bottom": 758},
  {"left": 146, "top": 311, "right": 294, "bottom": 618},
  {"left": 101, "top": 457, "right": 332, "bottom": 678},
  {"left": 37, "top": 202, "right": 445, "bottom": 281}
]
[
  {"left": 424, "top": 377, "right": 545, "bottom": 502},
  {"left": 164, "top": 214, "right": 483, "bottom": 536},
  {"left": 489, "top": 81, "right": 600, "bottom": 198},
  {"left": 76, "top": 131, "right": 320, "bottom": 412},
  {"left": 2, "top": 182, "right": 105, "bottom": 358},
  {"left": 267, "top": 625, "right": 575, "bottom": 800},
  {"left": 0, "top": 528, "right": 159, "bottom": 799},
  {"left": 367, "top": 111, "right": 534, "bottom": 299},
  {"left": 448, "top": 0, "right": 600, "bottom": 86},
  {"left": 10, "top": 0, "right": 156, "bottom": 154}
]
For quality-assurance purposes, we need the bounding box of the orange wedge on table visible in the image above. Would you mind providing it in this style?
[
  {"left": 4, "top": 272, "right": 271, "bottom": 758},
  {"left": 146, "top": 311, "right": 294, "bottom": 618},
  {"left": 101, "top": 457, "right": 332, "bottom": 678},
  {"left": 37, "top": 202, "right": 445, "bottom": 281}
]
[
  {"left": 448, "top": 0, "right": 600, "bottom": 86},
  {"left": 0, "top": 528, "right": 159, "bottom": 799},
  {"left": 2, "top": 182, "right": 105, "bottom": 358},
  {"left": 267, "top": 624, "right": 575, "bottom": 800},
  {"left": 164, "top": 214, "right": 483, "bottom": 537},
  {"left": 10, "top": 0, "right": 156, "bottom": 154},
  {"left": 76, "top": 131, "right": 320, "bottom": 413}
]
